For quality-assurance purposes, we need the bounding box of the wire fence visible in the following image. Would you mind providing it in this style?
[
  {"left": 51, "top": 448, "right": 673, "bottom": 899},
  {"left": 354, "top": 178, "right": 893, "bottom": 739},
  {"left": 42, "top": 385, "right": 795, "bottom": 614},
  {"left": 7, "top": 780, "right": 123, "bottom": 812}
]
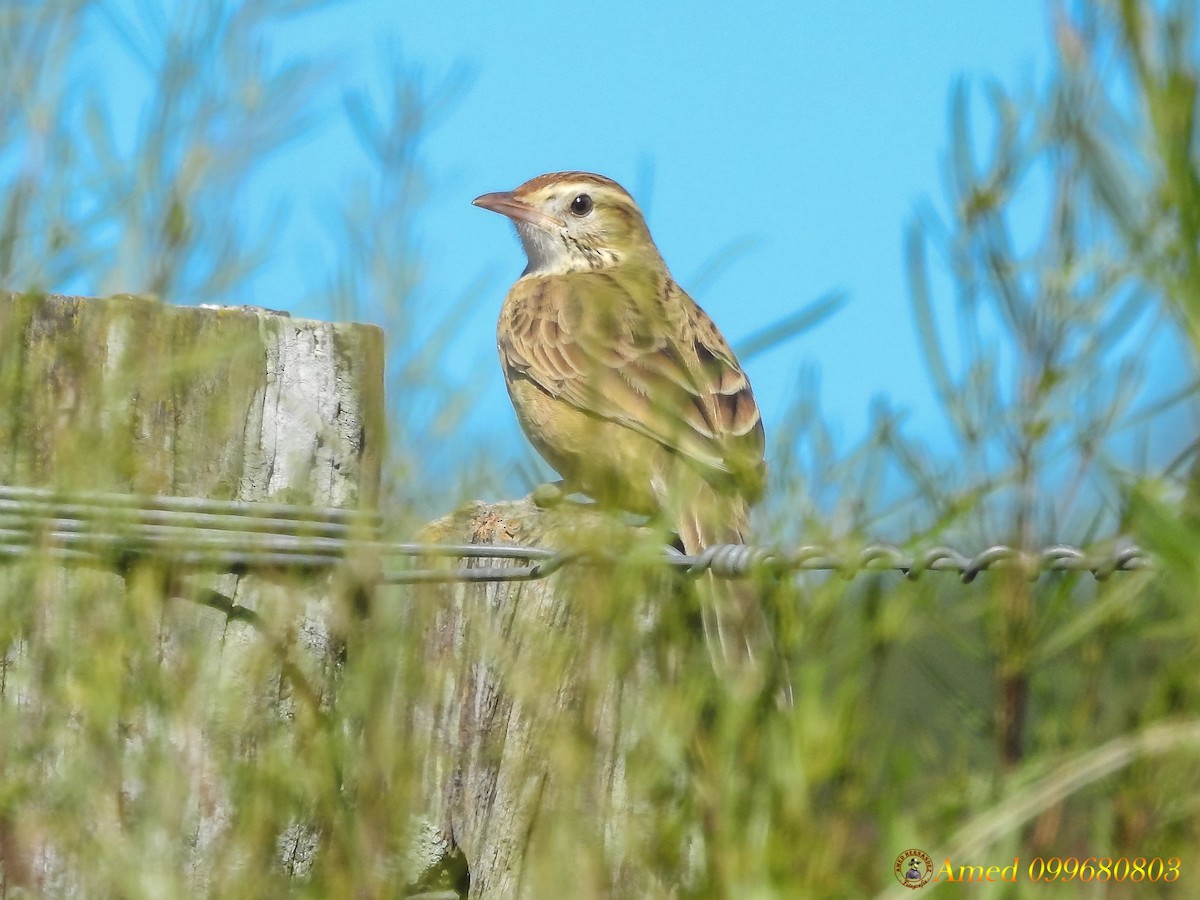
[{"left": 0, "top": 483, "right": 1151, "bottom": 585}]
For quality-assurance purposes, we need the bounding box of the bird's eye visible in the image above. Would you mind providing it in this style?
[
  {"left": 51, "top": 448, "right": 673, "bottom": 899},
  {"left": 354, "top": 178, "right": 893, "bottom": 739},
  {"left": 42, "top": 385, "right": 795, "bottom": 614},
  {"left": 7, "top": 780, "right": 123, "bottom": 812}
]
[{"left": 569, "top": 193, "right": 593, "bottom": 216}]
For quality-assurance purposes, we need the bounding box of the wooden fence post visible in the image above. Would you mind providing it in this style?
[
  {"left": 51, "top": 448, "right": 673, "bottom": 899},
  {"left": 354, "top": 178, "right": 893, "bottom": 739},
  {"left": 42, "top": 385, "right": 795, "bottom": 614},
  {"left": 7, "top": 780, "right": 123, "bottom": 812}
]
[
  {"left": 411, "top": 499, "right": 680, "bottom": 899},
  {"left": 0, "top": 292, "right": 384, "bottom": 893}
]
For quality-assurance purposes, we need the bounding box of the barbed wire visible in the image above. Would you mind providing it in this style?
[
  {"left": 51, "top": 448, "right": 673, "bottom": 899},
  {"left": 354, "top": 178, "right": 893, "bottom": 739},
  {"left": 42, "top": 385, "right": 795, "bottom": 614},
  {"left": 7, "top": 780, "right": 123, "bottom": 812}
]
[{"left": 0, "top": 483, "right": 1152, "bottom": 584}]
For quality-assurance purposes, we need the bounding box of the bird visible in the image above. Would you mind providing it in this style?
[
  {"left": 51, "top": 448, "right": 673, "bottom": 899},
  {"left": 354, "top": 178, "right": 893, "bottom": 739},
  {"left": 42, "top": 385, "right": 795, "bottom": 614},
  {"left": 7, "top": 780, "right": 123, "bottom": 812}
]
[{"left": 473, "top": 171, "right": 778, "bottom": 694}]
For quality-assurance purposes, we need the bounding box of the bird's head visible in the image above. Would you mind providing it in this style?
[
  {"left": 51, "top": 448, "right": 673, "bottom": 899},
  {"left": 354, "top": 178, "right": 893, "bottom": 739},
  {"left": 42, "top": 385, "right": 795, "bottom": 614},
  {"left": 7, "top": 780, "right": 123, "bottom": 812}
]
[{"left": 473, "top": 172, "right": 663, "bottom": 275}]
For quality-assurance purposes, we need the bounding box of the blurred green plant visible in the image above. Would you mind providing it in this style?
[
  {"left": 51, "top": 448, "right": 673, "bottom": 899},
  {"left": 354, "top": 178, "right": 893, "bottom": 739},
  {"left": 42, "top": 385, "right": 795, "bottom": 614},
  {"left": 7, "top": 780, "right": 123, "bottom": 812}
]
[
  {"left": 739, "top": 1, "right": 1200, "bottom": 895},
  {"left": 0, "top": 0, "right": 331, "bottom": 299},
  {"left": 322, "top": 57, "right": 493, "bottom": 519}
]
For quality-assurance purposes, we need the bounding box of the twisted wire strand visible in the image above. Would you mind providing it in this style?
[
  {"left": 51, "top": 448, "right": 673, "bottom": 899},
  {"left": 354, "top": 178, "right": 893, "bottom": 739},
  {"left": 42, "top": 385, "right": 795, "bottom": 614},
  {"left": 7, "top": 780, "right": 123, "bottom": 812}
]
[{"left": 0, "top": 484, "right": 1152, "bottom": 584}]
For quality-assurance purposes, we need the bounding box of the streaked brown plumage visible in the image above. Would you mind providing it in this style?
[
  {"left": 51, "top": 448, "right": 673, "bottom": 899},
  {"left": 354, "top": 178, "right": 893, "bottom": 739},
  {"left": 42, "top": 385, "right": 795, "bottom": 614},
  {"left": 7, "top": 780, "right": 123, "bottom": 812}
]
[{"left": 474, "top": 171, "right": 777, "bottom": 690}]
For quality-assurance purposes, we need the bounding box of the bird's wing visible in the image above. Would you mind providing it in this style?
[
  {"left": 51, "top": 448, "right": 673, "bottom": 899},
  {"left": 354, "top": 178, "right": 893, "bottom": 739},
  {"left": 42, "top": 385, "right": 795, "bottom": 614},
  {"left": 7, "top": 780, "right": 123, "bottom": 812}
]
[{"left": 499, "top": 271, "right": 765, "bottom": 495}]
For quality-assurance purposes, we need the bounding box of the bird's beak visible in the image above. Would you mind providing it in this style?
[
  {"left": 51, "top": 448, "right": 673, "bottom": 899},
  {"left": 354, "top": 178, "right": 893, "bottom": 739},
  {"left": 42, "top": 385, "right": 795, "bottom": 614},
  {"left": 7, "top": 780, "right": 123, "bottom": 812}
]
[{"left": 472, "top": 191, "right": 564, "bottom": 229}]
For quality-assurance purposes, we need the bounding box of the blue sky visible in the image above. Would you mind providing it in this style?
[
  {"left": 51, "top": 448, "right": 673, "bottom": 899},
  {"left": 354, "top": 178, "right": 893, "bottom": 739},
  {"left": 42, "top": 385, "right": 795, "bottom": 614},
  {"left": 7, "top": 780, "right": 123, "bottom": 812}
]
[{"left": 99, "top": 0, "right": 1060, "bottom": 478}]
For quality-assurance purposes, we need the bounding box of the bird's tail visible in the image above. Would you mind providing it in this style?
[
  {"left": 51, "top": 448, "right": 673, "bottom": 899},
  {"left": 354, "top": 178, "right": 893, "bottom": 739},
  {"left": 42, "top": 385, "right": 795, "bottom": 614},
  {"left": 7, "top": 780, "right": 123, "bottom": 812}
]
[{"left": 676, "top": 485, "right": 790, "bottom": 705}]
